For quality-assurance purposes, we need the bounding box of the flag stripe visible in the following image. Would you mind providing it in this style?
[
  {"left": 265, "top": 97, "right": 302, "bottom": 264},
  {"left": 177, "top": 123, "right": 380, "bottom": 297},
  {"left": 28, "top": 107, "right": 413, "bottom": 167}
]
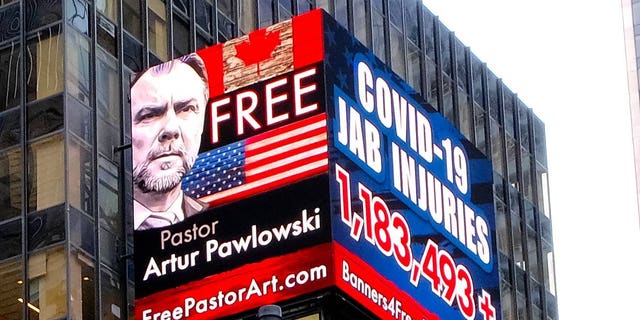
[
  {"left": 198, "top": 158, "right": 328, "bottom": 206},
  {"left": 184, "top": 113, "right": 329, "bottom": 207}
]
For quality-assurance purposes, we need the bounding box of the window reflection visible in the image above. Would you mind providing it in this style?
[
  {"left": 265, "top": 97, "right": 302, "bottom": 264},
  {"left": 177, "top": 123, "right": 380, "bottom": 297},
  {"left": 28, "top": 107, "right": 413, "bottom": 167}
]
[
  {"left": 69, "top": 246, "right": 96, "bottom": 320},
  {"left": 27, "top": 95, "right": 64, "bottom": 139},
  {"left": 0, "top": 147, "right": 21, "bottom": 220},
  {"left": 28, "top": 134, "right": 65, "bottom": 212},
  {"left": 239, "top": 0, "right": 256, "bottom": 35},
  {"left": 123, "top": 0, "right": 142, "bottom": 39},
  {"left": 68, "top": 135, "right": 93, "bottom": 214},
  {"left": 66, "top": 28, "right": 91, "bottom": 103},
  {"left": 0, "top": 41, "right": 21, "bottom": 111},
  {"left": 148, "top": 0, "right": 168, "bottom": 60},
  {"left": 0, "top": 107, "right": 21, "bottom": 150},
  {"left": 66, "top": 0, "right": 90, "bottom": 35},
  {"left": 28, "top": 245, "right": 67, "bottom": 319},
  {"left": 100, "top": 268, "right": 123, "bottom": 319},
  {"left": 27, "top": 204, "right": 65, "bottom": 251},
  {"left": 26, "top": 25, "right": 64, "bottom": 102},
  {"left": 0, "top": 258, "right": 23, "bottom": 320},
  {"left": 96, "top": 0, "right": 117, "bottom": 23}
]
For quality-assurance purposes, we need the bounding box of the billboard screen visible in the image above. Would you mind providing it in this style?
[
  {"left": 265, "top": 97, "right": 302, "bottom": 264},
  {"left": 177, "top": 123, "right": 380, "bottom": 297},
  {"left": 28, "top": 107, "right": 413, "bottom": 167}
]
[
  {"left": 130, "top": 9, "right": 500, "bottom": 320},
  {"left": 322, "top": 14, "right": 501, "bottom": 320},
  {"left": 130, "top": 11, "right": 333, "bottom": 318}
]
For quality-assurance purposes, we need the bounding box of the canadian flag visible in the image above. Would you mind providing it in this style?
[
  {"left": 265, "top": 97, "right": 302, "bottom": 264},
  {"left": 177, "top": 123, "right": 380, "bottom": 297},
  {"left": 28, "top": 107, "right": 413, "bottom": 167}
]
[{"left": 197, "top": 9, "right": 324, "bottom": 97}]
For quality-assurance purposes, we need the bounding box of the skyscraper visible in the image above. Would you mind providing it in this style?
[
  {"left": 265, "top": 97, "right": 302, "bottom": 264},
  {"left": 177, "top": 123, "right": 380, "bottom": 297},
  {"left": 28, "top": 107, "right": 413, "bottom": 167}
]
[{"left": 0, "top": 1, "right": 556, "bottom": 319}]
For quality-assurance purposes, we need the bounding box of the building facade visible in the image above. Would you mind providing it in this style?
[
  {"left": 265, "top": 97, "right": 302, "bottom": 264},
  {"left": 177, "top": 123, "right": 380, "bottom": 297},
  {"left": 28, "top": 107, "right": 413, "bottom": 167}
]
[{"left": 0, "top": 0, "right": 556, "bottom": 319}]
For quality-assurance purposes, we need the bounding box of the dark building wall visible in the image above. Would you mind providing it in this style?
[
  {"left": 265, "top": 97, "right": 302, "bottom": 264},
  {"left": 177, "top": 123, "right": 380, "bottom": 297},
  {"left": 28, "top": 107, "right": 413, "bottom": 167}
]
[{"left": 0, "top": 0, "right": 555, "bottom": 319}]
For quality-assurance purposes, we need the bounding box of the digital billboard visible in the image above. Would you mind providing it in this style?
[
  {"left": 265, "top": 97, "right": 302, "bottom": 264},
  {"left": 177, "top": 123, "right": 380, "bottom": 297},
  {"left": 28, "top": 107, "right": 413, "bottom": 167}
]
[
  {"left": 322, "top": 14, "right": 501, "bottom": 320},
  {"left": 130, "top": 9, "right": 500, "bottom": 320},
  {"left": 130, "top": 11, "right": 334, "bottom": 319}
]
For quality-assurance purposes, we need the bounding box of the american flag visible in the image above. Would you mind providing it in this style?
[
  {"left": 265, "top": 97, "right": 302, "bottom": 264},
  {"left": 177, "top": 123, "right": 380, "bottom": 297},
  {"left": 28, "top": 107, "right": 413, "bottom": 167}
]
[{"left": 182, "top": 114, "right": 328, "bottom": 207}]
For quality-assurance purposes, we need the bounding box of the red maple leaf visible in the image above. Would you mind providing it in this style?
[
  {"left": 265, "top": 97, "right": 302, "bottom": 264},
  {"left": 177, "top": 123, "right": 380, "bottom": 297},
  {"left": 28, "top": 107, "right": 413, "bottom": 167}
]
[{"left": 235, "top": 28, "right": 281, "bottom": 75}]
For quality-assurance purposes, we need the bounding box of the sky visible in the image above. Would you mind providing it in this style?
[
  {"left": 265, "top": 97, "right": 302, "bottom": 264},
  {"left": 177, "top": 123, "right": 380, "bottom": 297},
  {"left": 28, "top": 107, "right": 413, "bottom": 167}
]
[{"left": 422, "top": 0, "right": 640, "bottom": 319}]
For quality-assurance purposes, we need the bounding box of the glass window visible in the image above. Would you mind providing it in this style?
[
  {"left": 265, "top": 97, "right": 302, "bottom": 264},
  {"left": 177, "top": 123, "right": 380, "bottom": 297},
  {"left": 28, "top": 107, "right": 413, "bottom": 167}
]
[
  {"left": 527, "top": 226, "right": 541, "bottom": 281},
  {"left": 471, "top": 53, "right": 484, "bottom": 107},
  {"left": 390, "top": 26, "right": 405, "bottom": 78},
  {"left": 500, "top": 281, "right": 515, "bottom": 320},
  {"left": 0, "top": 218, "right": 21, "bottom": 260},
  {"left": 511, "top": 213, "right": 524, "bottom": 270},
  {"left": 196, "top": 0, "right": 213, "bottom": 34},
  {"left": 99, "top": 157, "right": 120, "bottom": 233},
  {"left": 353, "top": 0, "right": 369, "bottom": 46},
  {"left": 0, "top": 4, "right": 20, "bottom": 43},
  {"left": 0, "top": 147, "right": 21, "bottom": 220},
  {"left": 69, "top": 246, "right": 96, "bottom": 320},
  {"left": 26, "top": 0, "right": 63, "bottom": 32},
  {"left": 66, "top": 0, "right": 90, "bottom": 35},
  {"left": 516, "top": 289, "right": 528, "bottom": 319},
  {"left": 96, "top": 0, "right": 117, "bottom": 23},
  {"left": 490, "top": 120, "right": 505, "bottom": 177},
  {"left": 474, "top": 104, "right": 487, "bottom": 154},
  {"left": 218, "top": 12, "right": 235, "bottom": 42},
  {"left": 278, "top": 0, "right": 293, "bottom": 20},
  {"left": 439, "top": 26, "right": 452, "bottom": 76},
  {"left": 68, "top": 135, "right": 93, "bottom": 214},
  {"left": 442, "top": 78, "right": 454, "bottom": 124},
  {"left": 540, "top": 214, "right": 553, "bottom": 243},
  {"left": 96, "top": 48, "right": 120, "bottom": 127},
  {"left": 26, "top": 25, "right": 64, "bottom": 102},
  {"left": 495, "top": 199, "right": 510, "bottom": 255},
  {"left": 533, "top": 116, "right": 547, "bottom": 166},
  {"left": 27, "top": 94, "right": 64, "bottom": 139},
  {"left": 27, "top": 204, "right": 65, "bottom": 250},
  {"left": 258, "top": 0, "right": 273, "bottom": 28},
  {"left": 296, "top": 0, "right": 312, "bottom": 14},
  {"left": 406, "top": 43, "right": 421, "bottom": 94},
  {"left": 334, "top": 0, "right": 347, "bottom": 29},
  {"left": 123, "top": 0, "right": 142, "bottom": 39},
  {"left": 0, "top": 107, "right": 20, "bottom": 150},
  {"left": 521, "top": 149, "right": 533, "bottom": 201},
  {"left": 372, "top": 9, "right": 386, "bottom": 62},
  {"left": 536, "top": 163, "right": 550, "bottom": 217},
  {"left": 27, "top": 245, "right": 67, "bottom": 319},
  {"left": 148, "top": 0, "right": 168, "bottom": 61},
  {"left": 27, "top": 134, "right": 65, "bottom": 212},
  {"left": 455, "top": 40, "right": 467, "bottom": 91},
  {"left": 518, "top": 101, "right": 531, "bottom": 150},
  {"left": 503, "top": 88, "right": 516, "bottom": 136},
  {"left": 97, "top": 14, "right": 117, "bottom": 57},
  {"left": 97, "top": 117, "right": 120, "bottom": 158},
  {"left": 0, "top": 258, "right": 23, "bottom": 320},
  {"left": 425, "top": 58, "right": 437, "bottom": 109},
  {"left": 100, "top": 268, "right": 123, "bottom": 319},
  {"left": 422, "top": 7, "right": 435, "bottom": 60},
  {"left": 67, "top": 96, "right": 93, "bottom": 143},
  {"left": 239, "top": 0, "right": 256, "bottom": 35},
  {"left": 66, "top": 28, "right": 91, "bottom": 104},
  {"left": 99, "top": 228, "right": 121, "bottom": 269},
  {"left": 174, "top": 0, "right": 189, "bottom": 14},
  {"left": 219, "top": 0, "right": 234, "bottom": 17},
  {"left": 506, "top": 134, "right": 518, "bottom": 188},
  {"left": 487, "top": 71, "right": 500, "bottom": 122},
  {"left": 173, "top": 16, "right": 190, "bottom": 57},
  {"left": 123, "top": 32, "right": 144, "bottom": 72},
  {"left": 405, "top": 0, "right": 419, "bottom": 46},
  {"left": 458, "top": 91, "right": 472, "bottom": 140},
  {"left": 0, "top": 41, "right": 21, "bottom": 111},
  {"left": 70, "top": 208, "right": 95, "bottom": 255}
]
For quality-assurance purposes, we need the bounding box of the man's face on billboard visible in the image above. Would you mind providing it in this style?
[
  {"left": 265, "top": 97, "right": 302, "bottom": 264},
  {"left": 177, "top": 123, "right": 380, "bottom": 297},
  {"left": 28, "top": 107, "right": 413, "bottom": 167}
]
[{"left": 131, "top": 61, "right": 207, "bottom": 194}]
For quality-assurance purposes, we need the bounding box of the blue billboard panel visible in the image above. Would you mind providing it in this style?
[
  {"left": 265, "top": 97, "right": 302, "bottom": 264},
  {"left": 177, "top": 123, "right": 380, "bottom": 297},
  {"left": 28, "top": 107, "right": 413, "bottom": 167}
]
[{"left": 323, "top": 15, "right": 500, "bottom": 320}]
